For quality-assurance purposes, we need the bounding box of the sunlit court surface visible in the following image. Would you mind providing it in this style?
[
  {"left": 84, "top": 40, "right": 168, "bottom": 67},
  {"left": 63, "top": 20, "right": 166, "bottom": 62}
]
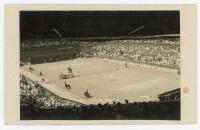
[{"left": 21, "top": 57, "right": 180, "bottom": 104}]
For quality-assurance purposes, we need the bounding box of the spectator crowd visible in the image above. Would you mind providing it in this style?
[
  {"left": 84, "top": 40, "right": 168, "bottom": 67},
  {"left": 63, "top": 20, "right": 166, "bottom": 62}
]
[
  {"left": 92, "top": 38, "right": 180, "bottom": 67},
  {"left": 21, "top": 38, "right": 80, "bottom": 48},
  {"left": 20, "top": 74, "right": 81, "bottom": 108},
  {"left": 21, "top": 37, "right": 180, "bottom": 68},
  {"left": 21, "top": 98, "right": 180, "bottom": 120}
]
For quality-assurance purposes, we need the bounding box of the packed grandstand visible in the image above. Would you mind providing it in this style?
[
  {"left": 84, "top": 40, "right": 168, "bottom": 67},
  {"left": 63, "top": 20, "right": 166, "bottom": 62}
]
[{"left": 21, "top": 36, "right": 180, "bottom": 67}]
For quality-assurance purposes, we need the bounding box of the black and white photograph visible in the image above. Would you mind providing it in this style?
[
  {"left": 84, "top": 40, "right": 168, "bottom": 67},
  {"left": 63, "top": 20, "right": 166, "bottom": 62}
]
[{"left": 19, "top": 10, "right": 181, "bottom": 120}]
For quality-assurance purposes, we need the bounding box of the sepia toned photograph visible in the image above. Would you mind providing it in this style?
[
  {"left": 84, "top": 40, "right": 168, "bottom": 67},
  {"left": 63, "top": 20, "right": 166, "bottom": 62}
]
[
  {"left": 4, "top": 4, "right": 197, "bottom": 125},
  {"left": 19, "top": 11, "right": 180, "bottom": 120}
]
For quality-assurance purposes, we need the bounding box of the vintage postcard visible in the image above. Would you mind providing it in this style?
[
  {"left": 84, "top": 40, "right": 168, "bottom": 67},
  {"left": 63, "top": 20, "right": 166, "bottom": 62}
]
[{"left": 4, "top": 4, "right": 197, "bottom": 125}]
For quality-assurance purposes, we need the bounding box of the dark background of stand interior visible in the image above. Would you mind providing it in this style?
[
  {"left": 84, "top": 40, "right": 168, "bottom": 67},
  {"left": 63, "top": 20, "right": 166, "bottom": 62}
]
[
  {"left": 20, "top": 11, "right": 180, "bottom": 39},
  {"left": 20, "top": 100, "right": 180, "bottom": 120}
]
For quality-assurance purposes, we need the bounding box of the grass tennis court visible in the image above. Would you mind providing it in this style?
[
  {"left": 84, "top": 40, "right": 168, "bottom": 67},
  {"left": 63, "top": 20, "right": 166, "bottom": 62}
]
[{"left": 21, "top": 58, "right": 180, "bottom": 104}]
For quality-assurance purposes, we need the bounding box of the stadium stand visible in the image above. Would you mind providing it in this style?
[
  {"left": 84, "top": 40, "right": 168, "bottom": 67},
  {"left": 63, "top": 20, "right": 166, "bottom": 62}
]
[
  {"left": 88, "top": 38, "right": 180, "bottom": 68},
  {"left": 21, "top": 36, "right": 180, "bottom": 69},
  {"left": 20, "top": 74, "right": 83, "bottom": 108},
  {"left": 158, "top": 88, "right": 180, "bottom": 101},
  {"left": 21, "top": 100, "right": 180, "bottom": 120}
]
